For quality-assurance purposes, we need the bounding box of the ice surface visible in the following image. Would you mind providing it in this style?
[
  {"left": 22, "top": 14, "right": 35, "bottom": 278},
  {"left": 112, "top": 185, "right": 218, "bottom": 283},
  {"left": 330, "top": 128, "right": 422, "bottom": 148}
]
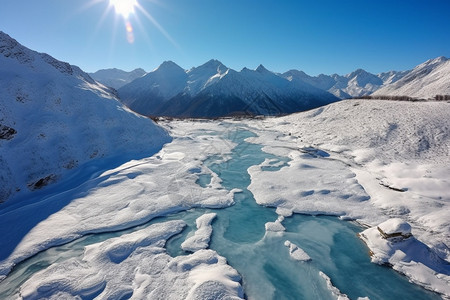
[
  {"left": 319, "top": 271, "right": 350, "bottom": 300},
  {"left": 182, "top": 213, "right": 217, "bottom": 252},
  {"left": 0, "top": 121, "right": 237, "bottom": 281},
  {"left": 248, "top": 149, "right": 379, "bottom": 224},
  {"left": 18, "top": 221, "right": 244, "bottom": 299},
  {"left": 265, "top": 216, "right": 286, "bottom": 232},
  {"left": 242, "top": 99, "right": 450, "bottom": 297}
]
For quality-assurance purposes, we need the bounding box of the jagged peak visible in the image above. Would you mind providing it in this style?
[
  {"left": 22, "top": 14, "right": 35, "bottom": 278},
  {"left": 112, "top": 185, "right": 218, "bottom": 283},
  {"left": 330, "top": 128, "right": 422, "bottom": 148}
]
[
  {"left": 419, "top": 56, "right": 448, "bottom": 68},
  {"left": 195, "top": 59, "right": 228, "bottom": 73},
  {"left": 346, "top": 68, "right": 372, "bottom": 78},
  {"left": 155, "top": 60, "right": 184, "bottom": 72},
  {"left": 202, "top": 59, "right": 224, "bottom": 67},
  {"left": 256, "top": 64, "right": 270, "bottom": 73}
]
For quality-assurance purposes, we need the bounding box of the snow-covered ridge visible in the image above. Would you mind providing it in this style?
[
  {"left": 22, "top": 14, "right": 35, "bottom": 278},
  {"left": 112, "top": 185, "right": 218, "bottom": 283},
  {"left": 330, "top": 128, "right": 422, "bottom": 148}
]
[
  {"left": 374, "top": 56, "right": 450, "bottom": 99},
  {"left": 89, "top": 67, "right": 147, "bottom": 89},
  {"left": 282, "top": 68, "right": 406, "bottom": 99},
  {"left": 118, "top": 59, "right": 339, "bottom": 118},
  {"left": 0, "top": 31, "right": 171, "bottom": 203}
]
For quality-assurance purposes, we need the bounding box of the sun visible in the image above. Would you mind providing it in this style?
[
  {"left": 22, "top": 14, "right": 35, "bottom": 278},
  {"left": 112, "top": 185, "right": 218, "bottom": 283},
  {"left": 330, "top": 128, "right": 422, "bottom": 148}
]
[{"left": 110, "top": 0, "right": 137, "bottom": 19}]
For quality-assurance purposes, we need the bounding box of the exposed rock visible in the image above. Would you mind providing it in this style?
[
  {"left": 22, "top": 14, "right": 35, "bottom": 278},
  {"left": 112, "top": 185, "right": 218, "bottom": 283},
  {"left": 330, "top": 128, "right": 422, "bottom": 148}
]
[{"left": 0, "top": 125, "right": 17, "bottom": 140}]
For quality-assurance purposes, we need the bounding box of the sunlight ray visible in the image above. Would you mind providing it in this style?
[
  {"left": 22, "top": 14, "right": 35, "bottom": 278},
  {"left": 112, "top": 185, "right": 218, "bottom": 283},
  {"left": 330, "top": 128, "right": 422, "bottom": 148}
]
[
  {"left": 131, "top": 12, "right": 156, "bottom": 49},
  {"left": 135, "top": 4, "right": 180, "bottom": 50}
]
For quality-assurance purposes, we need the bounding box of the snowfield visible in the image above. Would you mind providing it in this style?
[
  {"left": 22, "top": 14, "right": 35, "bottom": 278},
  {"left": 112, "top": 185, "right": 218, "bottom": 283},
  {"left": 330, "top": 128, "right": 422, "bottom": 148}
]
[{"left": 242, "top": 99, "right": 450, "bottom": 297}]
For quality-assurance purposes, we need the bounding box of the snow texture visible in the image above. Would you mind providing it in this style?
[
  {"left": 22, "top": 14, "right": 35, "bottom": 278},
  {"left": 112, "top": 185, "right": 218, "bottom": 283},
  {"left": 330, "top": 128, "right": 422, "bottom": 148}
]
[
  {"left": 0, "top": 121, "right": 238, "bottom": 281},
  {"left": 284, "top": 240, "right": 311, "bottom": 262},
  {"left": 0, "top": 31, "right": 171, "bottom": 203},
  {"left": 377, "top": 218, "right": 411, "bottom": 236},
  {"left": 242, "top": 99, "right": 450, "bottom": 297},
  {"left": 265, "top": 215, "right": 286, "bottom": 232},
  {"left": 360, "top": 220, "right": 450, "bottom": 297},
  {"left": 181, "top": 213, "right": 217, "bottom": 252},
  {"left": 18, "top": 221, "right": 244, "bottom": 300}
]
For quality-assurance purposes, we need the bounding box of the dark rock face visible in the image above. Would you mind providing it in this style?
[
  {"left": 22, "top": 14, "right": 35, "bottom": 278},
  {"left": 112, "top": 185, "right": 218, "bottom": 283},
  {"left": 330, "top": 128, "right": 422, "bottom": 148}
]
[
  {"left": 0, "top": 125, "right": 17, "bottom": 140},
  {"left": 27, "top": 174, "right": 57, "bottom": 190}
]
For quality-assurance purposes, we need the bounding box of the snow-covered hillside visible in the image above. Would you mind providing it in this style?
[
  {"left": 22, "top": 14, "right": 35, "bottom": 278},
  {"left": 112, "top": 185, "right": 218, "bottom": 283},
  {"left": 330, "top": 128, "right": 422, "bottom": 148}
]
[
  {"left": 243, "top": 99, "right": 450, "bottom": 296},
  {"left": 374, "top": 56, "right": 450, "bottom": 99},
  {"left": 248, "top": 99, "right": 450, "bottom": 256},
  {"left": 89, "top": 68, "right": 146, "bottom": 89},
  {"left": 118, "top": 59, "right": 339, "bottom": 118},
  {"left": 0, "top": 31, "right": 171, "bottom": 203}
]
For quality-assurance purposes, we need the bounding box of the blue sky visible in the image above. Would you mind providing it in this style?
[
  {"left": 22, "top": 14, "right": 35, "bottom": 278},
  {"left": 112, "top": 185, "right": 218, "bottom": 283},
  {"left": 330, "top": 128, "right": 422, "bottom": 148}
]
[{"left": 1, "top": 0, "right": 449, "bottom": 75}]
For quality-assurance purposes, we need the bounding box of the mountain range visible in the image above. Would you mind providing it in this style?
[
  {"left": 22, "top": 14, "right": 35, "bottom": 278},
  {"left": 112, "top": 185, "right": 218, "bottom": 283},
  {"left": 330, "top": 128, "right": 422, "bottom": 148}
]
[
  {"left": 117, "top": 60, "right": 339, "bottom": 118},
  {"left": 90, "top": 56, "right": 449, "bottom": 118},
  {"left": 0, "top": 31, "right": 171, "bottom": 202},
  {"left": 373, "top": 56, "right": 450, "bottom": 98}
]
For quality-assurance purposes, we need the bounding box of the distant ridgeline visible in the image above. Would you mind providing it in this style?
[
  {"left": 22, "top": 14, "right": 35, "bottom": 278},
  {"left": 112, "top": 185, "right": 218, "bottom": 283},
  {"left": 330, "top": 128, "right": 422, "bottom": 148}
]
[{"left": 111, "top": 56, "right": 449, "bottom": 118}]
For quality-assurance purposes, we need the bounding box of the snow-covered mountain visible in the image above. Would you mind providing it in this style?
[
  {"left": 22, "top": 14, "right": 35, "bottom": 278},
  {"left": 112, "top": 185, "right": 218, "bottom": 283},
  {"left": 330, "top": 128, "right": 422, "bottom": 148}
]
[
  {"left": 89, "top": 68, "right": 146, "bottom": 89},
  {"left": 283, "top": 69, "right": 391, "bottom": 99},
  {"left": 0, "top": 31, "right": 171, "bottom": 203},
  {"left": 118, "top": 60, "right": 339, "bottom": 118},
  {"left": 373, "top": 56, "right": 450, "bottom": 99}
]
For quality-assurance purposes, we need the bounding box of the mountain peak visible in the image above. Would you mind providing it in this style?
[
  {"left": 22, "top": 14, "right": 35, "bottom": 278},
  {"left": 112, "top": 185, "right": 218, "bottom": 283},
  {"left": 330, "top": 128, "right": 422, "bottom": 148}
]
[
  {"left": 204, "top": 59, "right": 223, "bottom": 66},
  {"left": 156, "top": 61, "right": 184, "bottom": 72},
  {"left": 196, "top": 59, "right": 227, "bottom": 73},
  {"left": 346, "top": 68, "right": 370, "bottom": 78},
  {"left": 421, "top": 56, "right": 448, "bottom": 67},
  {"left": 256, "top": 64, "right": 269, "bottom": 73}
]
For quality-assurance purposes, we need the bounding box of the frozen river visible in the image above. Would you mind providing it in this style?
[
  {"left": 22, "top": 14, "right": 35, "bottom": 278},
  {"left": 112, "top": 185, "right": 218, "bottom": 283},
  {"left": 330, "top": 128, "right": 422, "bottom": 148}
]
[{"left": 0, "top": 124, "right": 443, "bottom": 299}]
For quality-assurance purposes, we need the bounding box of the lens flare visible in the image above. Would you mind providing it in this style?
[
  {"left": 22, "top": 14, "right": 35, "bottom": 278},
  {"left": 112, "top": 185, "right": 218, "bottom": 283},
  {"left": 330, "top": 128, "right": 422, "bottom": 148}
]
[{"left": 125, "top": 21, "right": 135, "bottom": 43}]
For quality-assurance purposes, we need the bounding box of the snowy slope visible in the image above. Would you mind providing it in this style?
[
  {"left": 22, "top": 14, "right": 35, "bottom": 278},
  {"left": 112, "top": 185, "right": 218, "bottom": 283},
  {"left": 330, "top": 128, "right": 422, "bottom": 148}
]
[
  {"left": 0, "top": 31, "right": 171, "bottom": 203},
  {"left": 247, "top": 99, "right": 450, "bottom": 255},
  {"left": 374, "top": 56, "right": 450, "bottom": 99},
  {"left": 118, "top": 60, "right": 339, "bottom": 118},
  {"left": 89, "top": 68, "right": 146, "bottom": 89},
  {"left": 243, "top": 99, "right": 450, "bottom": 297}
]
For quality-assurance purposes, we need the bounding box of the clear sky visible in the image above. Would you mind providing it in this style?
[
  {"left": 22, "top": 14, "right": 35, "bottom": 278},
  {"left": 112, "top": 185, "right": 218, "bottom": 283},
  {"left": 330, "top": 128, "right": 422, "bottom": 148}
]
[{"left": 1, "top": 0, "right": 449, "bottom": 75}]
